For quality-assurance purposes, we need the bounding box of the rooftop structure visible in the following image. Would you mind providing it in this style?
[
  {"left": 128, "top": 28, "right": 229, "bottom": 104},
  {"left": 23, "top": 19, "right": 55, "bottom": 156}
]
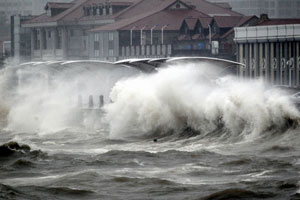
[{"left": 207, "top": 0, "right": 300, "bottom": 18}]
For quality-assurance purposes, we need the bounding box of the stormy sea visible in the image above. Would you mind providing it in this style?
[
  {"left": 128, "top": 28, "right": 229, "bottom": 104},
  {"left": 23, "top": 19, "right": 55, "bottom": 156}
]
[{"left": 1, "top": 60, "right": 300, "bottom": 200}]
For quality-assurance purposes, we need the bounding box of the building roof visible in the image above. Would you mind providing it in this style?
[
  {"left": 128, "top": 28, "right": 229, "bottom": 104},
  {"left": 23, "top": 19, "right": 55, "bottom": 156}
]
[
  {"left": 91, "top": 8, "right": 208, "bottom": 31},
  {"left": 23, "top": 0, "right": 137, "bottom": 26},
  {"left": 214, "top": 2, "right": 231, "bottom": 10},
  {"left": 115, "top": 0, "right": 180, "bottom": 20},
  {"left": 23, "top": 0, "right": 87, "bottom": 25},
  {"left": 182, "top": 17, "right": 212, "bottom": 30},
  {"left": 185, "top": 18, "right": 198, "bottom": 30},
  {"left": 220, "top": 15, "right": 257, "bottom": 39},
  {"left": 213, "top": 16, "right": 248, "bottom": 28},
  {"left": 183, "top": 0, "right": 241, "bottom": 17},
  {"left": 258, "top": 18, "right": 300, "bottom": 26},
  {"left": 23, "top": 0, "right": 242, "bottom": 28},
  {"left": 198, "top": 17, "right": 212, "bottom": 28},
  {"left": 45, "top": 2, "right": 74, "bottom": 10},
  {"left": 90, "top": 0, "right": 243, "bottom": 32}
]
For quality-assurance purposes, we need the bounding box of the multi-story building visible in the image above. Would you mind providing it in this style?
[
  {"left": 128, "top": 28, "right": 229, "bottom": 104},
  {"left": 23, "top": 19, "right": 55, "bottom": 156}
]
[
  {"left": 0, "top": 0, "right": 72, "bottom": 23},
  {"left": 207, "top": 0, "right": 300, "bottom": 18},
  {"left": 234, "top": 15, "right": 300, "bottom": 87},
  {"left": 18, "top": 0, "right": 253, "bottom": 62}
]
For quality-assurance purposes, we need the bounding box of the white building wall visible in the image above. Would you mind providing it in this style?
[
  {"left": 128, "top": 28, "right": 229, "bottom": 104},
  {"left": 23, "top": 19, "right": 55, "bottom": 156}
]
[{"left": 234, "top": 24, "right": 300, "bottom": 87}]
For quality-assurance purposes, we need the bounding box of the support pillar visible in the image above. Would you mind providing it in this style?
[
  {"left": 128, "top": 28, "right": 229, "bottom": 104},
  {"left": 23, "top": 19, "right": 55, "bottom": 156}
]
[
  {"left": 284, "top": 42, "right": 288, "bottom": 85},
  {"left": 30, "top": 29, "right": 35, "bottom": 59},
  {"left": 39, "top": 28, "right": 43, "bottom": 59},
  {"left": 62, "top": 27, "right": 68, "bottom": 60},
  {"left": 275, "top": 42, "right": 280, "bottom": 85},
  {"left": 254, "top": 43, "right": 258, "bottom": 78},
  {"left": 265, "top": 43, "right": 270, "bottom": 81},
  {"left": 88, "top": 95, "right": 94, "bottom": 108},
  {"left": 238, "top": 43, "right": 244, "bottom": 77},
  {"left": 289, "top": 42, "right": 293, "bottom": 86},
  {"left": 259, "top": 43, "right": 263, "bottom": 78},
  {"left": 99, "top": 95, "right": 104, "bottom": 108},
  {"left": 270, "top": 42, "right": 275, "bottom": 84},
  {"left": 244, "top": 44, "right": 249, "bottom": 77},
  {"left": 249, "top": 43, "right": 252, "bottom": 79},
  {"left": 52, "top": 29, "right": 57, "bottom": 59},
  {"left": 296, "top": 42, "right": 300, "bottom": 86},
  {"left": 279, "top": 43, "right": 283, "bottom": 85}
]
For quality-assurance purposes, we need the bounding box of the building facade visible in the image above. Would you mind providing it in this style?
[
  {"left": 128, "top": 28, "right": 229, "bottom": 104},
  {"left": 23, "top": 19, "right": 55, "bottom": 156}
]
[
  {"left": 11, "top": 15, "right": 35, "bottom": 63},
  {"left": 16, "top": 0, "right": 256, "bottom": 62},
  {"left": 207, "top": 0, "right": 300, "bottom": 19},
  {"left": 21, "top": 0, "right": 136, "bottom": 61},
  {"left": 234, "top": 19, "right": 300, "bottom": 87},
  {"left": 0, "top": 0, "right": 72, "bottom": 23}
]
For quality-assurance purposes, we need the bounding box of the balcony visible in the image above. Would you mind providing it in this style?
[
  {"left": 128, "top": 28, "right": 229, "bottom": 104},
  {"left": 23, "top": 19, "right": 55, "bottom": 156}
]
[{"left": 119, "top": 44, "right": 172, "bottom": 59}]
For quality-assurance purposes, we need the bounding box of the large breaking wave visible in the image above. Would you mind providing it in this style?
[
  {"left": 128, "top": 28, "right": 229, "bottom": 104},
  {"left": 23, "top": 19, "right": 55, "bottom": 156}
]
[
  {"left": 105, "top": 62, "right": 300, "bottom": 139},
  {"left": 0, "top": 61, "right": 299, "bottom": 141}
]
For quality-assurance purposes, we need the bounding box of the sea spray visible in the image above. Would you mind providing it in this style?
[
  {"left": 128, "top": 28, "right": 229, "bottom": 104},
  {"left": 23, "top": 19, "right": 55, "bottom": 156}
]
[
  {"left": 1, "top": 62, "right": 138, "bottom": 133},
  {"left": 105, "top": 62, "right": 300, "bottom": 140}
]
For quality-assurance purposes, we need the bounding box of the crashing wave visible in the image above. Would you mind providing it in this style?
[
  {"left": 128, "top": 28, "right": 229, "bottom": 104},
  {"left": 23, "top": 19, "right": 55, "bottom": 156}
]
[{"left": 105, "top": 62, "right": 300, "bottom": 140}]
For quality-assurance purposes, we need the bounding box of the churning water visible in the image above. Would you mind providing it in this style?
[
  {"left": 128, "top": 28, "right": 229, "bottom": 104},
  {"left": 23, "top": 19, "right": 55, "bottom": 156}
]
[{"left": 1, "top": 61, "right": 300, "bottom": 200}]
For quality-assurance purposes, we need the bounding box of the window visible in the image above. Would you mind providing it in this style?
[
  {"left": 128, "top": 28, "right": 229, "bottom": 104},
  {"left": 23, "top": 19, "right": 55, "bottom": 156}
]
[
  {"left": 42, "top": 30, "right": 47, "bottom": 49},
  {"left": 94, "top": 33, "right": 99, "bottom": 41},
  {"left": 213, "top": 25, "right": 217, "bottom": 33},
  {"left": 86, "top": 7, "right": 91, "bottom": 16},
  {"left": 34, "top": 30, "right": 39, "bottom": 49},
  {"left": 83, "top": 40, "right": 86, "bottom": 50},
  {"left": 106, "top": 5, "right": 109, "bottom": 15},
  {"left": 109, "top": 49, "right": 114, "bottom": 56},
  {"left": 69, "top": 29, "right": 74, "bottom": 37},
  {"left": 108, "top": 32, "right": 114, "bottom": 40},
  {"left": 93, "top": 6, "right": 97, "bottom": 15},
  {"left": 184, "top": 26, "right": 188, "bottom": 34},
  {"left": 48, "top": 30, "right": 51, "bottom": 38},
  {"left": 94, "top": 41, "right": 99, "bottom": 50},
  {"left": 99, "top": 6, "right": 103, "bottom": 15},
  {"left": 103, "top": 6, "right": 106, "bottom": 15},
  {"left": 56, "top": 29, "right": 62, "bottom": 49}
]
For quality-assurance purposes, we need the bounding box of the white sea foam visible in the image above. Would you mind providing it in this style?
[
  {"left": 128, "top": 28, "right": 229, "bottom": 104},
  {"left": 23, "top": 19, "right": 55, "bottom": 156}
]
[
  {"left": 0, "top": 62, "right": 138, "bottom": 133},
  {"left": 105, "top": 62, "right": 300, "bottom": 140},
  {"left": 1, "top": 61, "right": 299, "bottom": 141}
]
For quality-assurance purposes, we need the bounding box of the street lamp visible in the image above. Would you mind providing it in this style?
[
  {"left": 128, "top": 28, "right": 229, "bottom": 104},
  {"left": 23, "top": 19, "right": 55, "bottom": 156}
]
[
  {"left": 130, "top": 26, "right": 136, "bottom": 46},
  {"left": 150, "top": 24, "right": 158, "bottom": 45},
  {"left": 161, "top": 24, "right": 169, "bottom": 45},
  {"left": 208, "top": 24, "right": 212, "bottom": 49},
  {"left": 140, "top": 25, "right": 146, "bottom": 45}
]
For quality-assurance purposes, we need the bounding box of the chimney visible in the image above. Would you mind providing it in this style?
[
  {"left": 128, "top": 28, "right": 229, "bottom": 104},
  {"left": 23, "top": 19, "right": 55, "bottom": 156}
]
[{"left": 259, "top": 13, "right": 269, "bottom": 22}]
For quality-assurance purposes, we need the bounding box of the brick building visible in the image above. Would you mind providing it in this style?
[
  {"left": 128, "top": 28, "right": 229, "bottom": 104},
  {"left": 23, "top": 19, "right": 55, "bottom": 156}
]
[{"left": 17, "top": 0, "right": 254, "bottom": 62}]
